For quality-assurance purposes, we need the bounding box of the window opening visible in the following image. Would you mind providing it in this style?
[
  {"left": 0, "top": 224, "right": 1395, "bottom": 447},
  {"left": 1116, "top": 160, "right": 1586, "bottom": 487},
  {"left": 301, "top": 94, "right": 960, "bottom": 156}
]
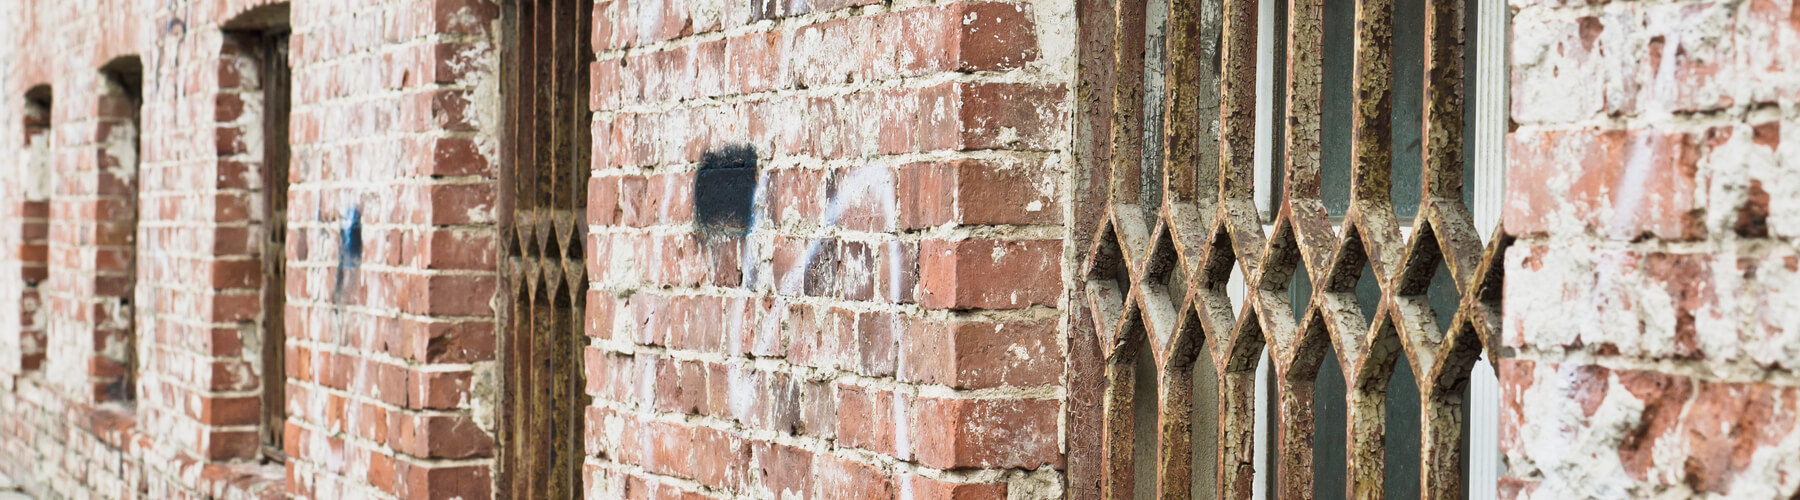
[
  {"left": 99, "top": 57, "right": 144, "bottom": 405},
  {"left": 1084, "top": 0, "right": 1505, "bottom": 492},
  {"left": 1319, "top": 0, "right": 1353, "bottom": 217},
  {"left": 1254, "top": 0, "right": 1289, "bottom": 221},
  {"left": 18, "top": 85, "right": 52, "bottom": 376},
  {"left": 1384, "top": 357, "right": 1422, "bottom": 498},
  {"left": 1389, "top": 0, "right": 1426, "bottom": 217},
  {"left": 257, "top": 29, "right": 291, "bottom": 460},
  {"left": 1312, "top": 351, "right": 1348, "bottom": 499},
  {"left": 223, "top": 3, "right": 293, "bottom": 460}
]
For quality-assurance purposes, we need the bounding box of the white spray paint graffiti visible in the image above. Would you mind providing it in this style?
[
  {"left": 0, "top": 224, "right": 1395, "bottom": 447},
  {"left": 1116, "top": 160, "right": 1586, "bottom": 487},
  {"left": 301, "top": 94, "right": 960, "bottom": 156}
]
[
  {"left": 1588, "top": 30, "right": 1684, "bottom": 358},
  {"left": 742, "top": 163, "right": 899, "bottom": 351},
  {"left": 1609, "top": 31, "right": 1682, "bottom": 240}
]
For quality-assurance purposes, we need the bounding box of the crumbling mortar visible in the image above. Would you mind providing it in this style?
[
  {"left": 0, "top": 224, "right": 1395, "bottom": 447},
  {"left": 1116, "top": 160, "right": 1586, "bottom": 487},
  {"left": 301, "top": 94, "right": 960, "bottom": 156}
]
[
  {"left": 586, "top": 332, "right": 1072, "bottom": 396},
  {"left": 1503, "top": 350, "right": 1800, "bottom": 385},
  {"left": 594, "top": 66, "right": 1067, "bottom": 119},
  {"left": 587, "top": 396, "right": 1066, "bottom": 488}
]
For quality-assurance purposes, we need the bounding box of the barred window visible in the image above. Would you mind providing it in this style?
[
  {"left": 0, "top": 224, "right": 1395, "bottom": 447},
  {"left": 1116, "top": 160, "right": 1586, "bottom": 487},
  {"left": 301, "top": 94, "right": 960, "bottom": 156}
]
[
  {"left": 16, "top": 85, "right": 52, "bottom": 376},
  {"left": 223, "top": 1, "right": 293, "bottom": 461},
  {"left": 1084, "top": 0, "right": 1511, "bottom": 495}
]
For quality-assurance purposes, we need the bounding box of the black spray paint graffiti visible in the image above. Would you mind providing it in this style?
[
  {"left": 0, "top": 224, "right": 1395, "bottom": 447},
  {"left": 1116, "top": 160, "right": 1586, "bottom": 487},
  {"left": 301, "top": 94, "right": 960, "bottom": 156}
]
[{"left": 695, "top": 144, "right": 758, "bottom": 237}]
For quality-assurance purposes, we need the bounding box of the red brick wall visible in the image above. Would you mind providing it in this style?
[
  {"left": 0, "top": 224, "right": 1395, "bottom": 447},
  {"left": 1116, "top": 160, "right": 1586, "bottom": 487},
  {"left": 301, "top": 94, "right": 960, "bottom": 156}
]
[
  {"left": 1501, "top": 0, "right": 1800, "bottom": 495},
  {"left": 0, "top": 0, "right": 506, "bottom": 498},
  {"left": 580, "top": 0, "right": 1076, "bottom": 494},
  {"left": 2, "top": 0, "right": 1791, "bottom": 497}
]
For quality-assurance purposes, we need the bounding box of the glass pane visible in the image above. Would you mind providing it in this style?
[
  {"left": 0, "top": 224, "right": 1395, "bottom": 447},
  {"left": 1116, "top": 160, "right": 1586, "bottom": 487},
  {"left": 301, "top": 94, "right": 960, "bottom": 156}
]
[
  {"left": 1320, "top": 0, "right": 1354, "bottom": 217},
  {"left": 1135, "top": 345, "right": 1162, "bottom": 499},
  {"left": 1385, "top": 358, "right": 1421, "bottom": 499},
  {"left": 1257, "top": 0, "right": 1289, "bottom": 219},
  {"left": 1256, "top": 348, "right": 1279, "bottom": 500},
  {"left": 1314, "top": 353, "right": 1348, "bottom": 500},
  {"left": 1462, "top": 0, "right": 1479, "bottom": 210},
  {"left": 1391, "top": 0, "right": 1425, "bottom": 218},
  {"left": 1195, "top": 344, "right": 1221, "bottom": 499}
]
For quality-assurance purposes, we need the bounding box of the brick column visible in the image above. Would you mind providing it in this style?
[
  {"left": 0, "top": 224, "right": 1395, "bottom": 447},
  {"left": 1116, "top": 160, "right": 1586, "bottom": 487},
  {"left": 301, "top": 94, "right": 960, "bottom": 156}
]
[
  {"left": 582, "top": 0, "right": 1070, "bottom": 494},
  {"left": 1501, "top": 0, "right": 1800, "bottom": 495}
]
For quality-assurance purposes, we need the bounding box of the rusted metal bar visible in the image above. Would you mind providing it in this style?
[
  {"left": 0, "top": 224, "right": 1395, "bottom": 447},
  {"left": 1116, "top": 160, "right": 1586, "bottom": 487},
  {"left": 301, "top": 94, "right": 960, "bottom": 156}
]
[
  {"left": 1109, "top": 0, "right": 1150, "bottom": 206},
  {"left": 1217, "top": 0, "right": 1258, "bottom": 203},
  {"left": 1103, "top": 352, "right": 1141, "bottom": 499},
  {"left": 1160, "top": 362, "right": 1196, "bottom": 499},
  {"left": 1162, "top": 0, "right": 1220, "bottom": 204},
  {"left": 1421, "top": 0, "right": 1466, "bottom": 203}
]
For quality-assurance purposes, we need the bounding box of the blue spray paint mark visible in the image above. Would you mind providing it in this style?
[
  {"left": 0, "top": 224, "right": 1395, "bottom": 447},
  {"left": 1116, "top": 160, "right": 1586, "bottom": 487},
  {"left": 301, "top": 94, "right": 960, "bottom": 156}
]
[{"left": 333, "top": 205, "right": 362, "bottom": 302}]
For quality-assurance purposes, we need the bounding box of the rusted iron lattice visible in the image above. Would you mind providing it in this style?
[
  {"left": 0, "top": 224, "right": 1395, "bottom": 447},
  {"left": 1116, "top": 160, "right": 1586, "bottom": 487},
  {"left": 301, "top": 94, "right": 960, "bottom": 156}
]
[
  {"left": 499, "top": 0, "right": 593, "bottom": 497},
  {"left": 1082, "top": 0, "right": 1513, "bottom": 495}
]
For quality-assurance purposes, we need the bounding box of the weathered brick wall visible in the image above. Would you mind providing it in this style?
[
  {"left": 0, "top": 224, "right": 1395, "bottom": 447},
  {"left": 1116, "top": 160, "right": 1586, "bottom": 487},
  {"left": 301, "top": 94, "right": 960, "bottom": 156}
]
[
  {"left": 278, "top": 0, "right": 502, "bottom": 496},
  {"left": 3, "top": 0, "right": 1795, "bottom": 497},
  {"left": 1502, "top": 0, "right": 1800, "bottom": 495},
  {"left": 0, "top": 0, "right": 506, "bottom": 498},
  {"left": 580, "top": 0, "right": 1078, "bottom": 495}
]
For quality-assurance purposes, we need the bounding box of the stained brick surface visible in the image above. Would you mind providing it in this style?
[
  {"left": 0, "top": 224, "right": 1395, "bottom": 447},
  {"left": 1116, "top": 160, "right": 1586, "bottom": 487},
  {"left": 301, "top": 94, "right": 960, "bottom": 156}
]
[
  {"left": 1502, "top": 0, "right": 1800, "bottom": 494},
  {"left": 0, "top": 0, "right": 504, "bottom": 498},
  {"left": 581, "top": 0, "right": 1074, "bottom": 492},
  {"left": 0, "top": 0, "right": 1792, "bottom": 496}
]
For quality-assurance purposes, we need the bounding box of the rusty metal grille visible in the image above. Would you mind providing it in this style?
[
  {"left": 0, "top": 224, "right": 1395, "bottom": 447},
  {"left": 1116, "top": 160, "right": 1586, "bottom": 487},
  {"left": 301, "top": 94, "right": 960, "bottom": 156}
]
[
  {"left": 255, "top": 31, "right": 292, "bottom": 459},
  {"left": 499, "top": 0, "right": 592, "bottom": 497},
  {"left": 1083, "top": 0, "right": 1513, "bottom": 495}
]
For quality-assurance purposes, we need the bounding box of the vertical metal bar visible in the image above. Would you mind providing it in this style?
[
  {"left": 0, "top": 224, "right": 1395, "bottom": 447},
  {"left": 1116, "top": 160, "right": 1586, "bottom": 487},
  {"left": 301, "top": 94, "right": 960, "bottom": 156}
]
[
  {"left": 1220, "top": 346, "right": 1262, "bottom": 499},
  {"left": 1109, "top": 0, "right": 1149, "bottom": 206},
  {"left": 1277, "top": 375, "right": 1316, "bottom": 499},
  {"left": 1160, "top": 361, "right": 1194, "bottom": 499},
  {"left": 1348, "top": 0, "right": 1394, "bottom": 208},
  {"left": 1421, "top": 0, "right": 1465, "bottom": 202},
  {"left": 1218, "top": 0, "right": 1257, "bottom": 203},
  {"left": 1160, "top": 0, "right": 1216, "bottom": 204},
  {"left": 1282, "top": 0, "right": 1333, "bottom": 267},
  {"left": 1104, "top": 354, "right": 1139, "bottom": 500}
]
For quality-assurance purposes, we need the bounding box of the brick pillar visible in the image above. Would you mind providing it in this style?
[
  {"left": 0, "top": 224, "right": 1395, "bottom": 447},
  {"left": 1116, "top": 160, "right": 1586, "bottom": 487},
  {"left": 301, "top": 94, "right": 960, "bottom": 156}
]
[
  {"left": 277, "top": 0, "right": 504, "bottom": 497},
  {"left": 582, "top": 0, "right": 1070, "bottom": 494},
  {"left": 1501, "top": 0, "right": 1800, "bottom": 495}
]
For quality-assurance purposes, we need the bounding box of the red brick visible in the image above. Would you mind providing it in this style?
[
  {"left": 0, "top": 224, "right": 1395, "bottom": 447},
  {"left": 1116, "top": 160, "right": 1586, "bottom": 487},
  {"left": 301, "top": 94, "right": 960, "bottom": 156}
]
[
  {"left": 753, "top": 441, "right": 815, "bottom": 499},
  {"left": 918, "top": 238, "right": 1062, "bottom": 309},
  {"left": 912, "top": 397, "right": 1062, "bottom": 469},
  {"left": 1505, "top": 127, "right": 1701, "bottom": 240},
  {"left": 898, "top": 159, "right": 1062, "bottom": 229},
  {"left": 836, "top": 384, "right": 902, "bottom": 456},
  {"left": 899, "top": 475, "right": 1008, "bottom": 500},
  {"left": 814, "top": 455, "right": 894, "bottom": 500},
  {"left": 902, "top": 317, "right": 1064, "bottom": 388}
]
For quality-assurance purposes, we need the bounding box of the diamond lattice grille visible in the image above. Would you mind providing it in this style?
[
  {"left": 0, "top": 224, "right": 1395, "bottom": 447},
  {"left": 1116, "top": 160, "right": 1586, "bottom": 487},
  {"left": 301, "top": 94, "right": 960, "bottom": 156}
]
[
  {"left": 1082, "top": 0, "right": 1512, "bottom": 495},
  {"left": 500, "top": 0, "right": 592, "bottom": 497}
]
